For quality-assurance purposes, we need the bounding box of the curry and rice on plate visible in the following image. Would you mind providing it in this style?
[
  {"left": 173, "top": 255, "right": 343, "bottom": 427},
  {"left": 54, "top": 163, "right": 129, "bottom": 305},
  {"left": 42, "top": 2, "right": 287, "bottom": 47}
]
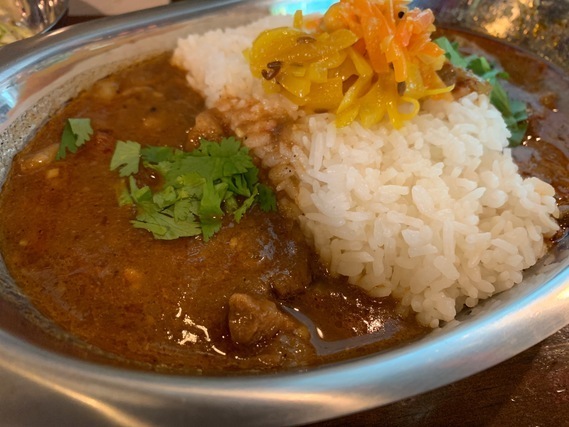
[{"left": 0, "top": 0, "right": 566, "bottom": 373}]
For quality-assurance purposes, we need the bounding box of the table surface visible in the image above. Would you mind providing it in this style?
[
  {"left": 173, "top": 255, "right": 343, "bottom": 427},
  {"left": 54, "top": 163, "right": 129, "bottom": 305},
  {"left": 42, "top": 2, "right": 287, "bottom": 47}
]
[{"left": 56, "top": 7, "right": 569, "bottom": 427}]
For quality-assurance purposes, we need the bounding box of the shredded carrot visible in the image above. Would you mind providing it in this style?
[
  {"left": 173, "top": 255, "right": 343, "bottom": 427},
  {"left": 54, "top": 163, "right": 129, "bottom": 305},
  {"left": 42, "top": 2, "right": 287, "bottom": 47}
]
[{"left": 247, "top": 0, "right": 452, "bottom": 128}]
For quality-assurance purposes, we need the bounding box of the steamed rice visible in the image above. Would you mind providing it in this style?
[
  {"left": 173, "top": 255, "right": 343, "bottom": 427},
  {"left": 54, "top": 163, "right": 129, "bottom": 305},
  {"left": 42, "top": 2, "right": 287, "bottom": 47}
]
[{"left": 173, "top": 16, "right": 559, "bottom": 327}]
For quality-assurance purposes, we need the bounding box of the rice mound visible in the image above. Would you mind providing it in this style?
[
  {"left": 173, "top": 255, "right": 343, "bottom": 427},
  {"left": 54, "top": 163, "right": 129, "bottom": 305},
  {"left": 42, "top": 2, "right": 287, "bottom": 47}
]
[
  {"left": 173, "top": 15, "right": 293, "bottom": 108},
  {"left": 174, "top": 17, "right": 560, "bottom": 327}
]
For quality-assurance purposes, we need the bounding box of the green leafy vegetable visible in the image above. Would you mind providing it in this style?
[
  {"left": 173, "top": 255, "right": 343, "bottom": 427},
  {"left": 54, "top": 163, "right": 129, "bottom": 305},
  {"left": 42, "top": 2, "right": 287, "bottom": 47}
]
[
  {"left": 258, "top": 184, "right": 277, "bottom": 212},
  {"left": 110, "top": 140, "right": 141, "bottom": 177},
  {"left": 112, "top": 137, "right": 277, "bottom": 241},
  {"left": 434, "top": 36, "right": 528, "bottom": 147},
  {"left": 56, "top": 118, "right": 94, "bottom": 160},
  {"left": 433, "top": 36, "right": 469, "bottom": 69}
]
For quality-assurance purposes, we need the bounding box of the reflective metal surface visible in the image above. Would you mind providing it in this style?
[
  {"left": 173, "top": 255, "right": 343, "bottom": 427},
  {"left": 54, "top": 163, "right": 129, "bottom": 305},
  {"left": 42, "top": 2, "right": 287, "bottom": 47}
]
[{"left": 0, "top": 0, "right": 568, "bottom": 425}]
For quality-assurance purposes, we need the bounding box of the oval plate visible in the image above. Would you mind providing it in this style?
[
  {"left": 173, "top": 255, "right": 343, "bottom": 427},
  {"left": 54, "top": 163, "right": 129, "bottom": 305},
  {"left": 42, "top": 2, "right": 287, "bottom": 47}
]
[{"left": 0, "top": 1, "right": 568, "bottom": 425}]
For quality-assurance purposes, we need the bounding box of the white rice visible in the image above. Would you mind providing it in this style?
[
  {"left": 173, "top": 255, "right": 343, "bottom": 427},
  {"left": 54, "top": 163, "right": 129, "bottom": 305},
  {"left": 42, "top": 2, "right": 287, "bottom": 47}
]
[
  {"left": 173, "top": 15, "right": 293, "bottom": 108},
  {"left": 174, "top": 17, "right": 560, "bottom": 327}
]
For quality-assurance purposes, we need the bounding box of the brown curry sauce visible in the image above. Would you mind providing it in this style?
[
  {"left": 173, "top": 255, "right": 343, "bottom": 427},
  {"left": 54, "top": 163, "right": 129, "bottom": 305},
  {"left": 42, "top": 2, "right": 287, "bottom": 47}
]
[{"left": 0, "top": 32, "right": 568, "bottom": 374}]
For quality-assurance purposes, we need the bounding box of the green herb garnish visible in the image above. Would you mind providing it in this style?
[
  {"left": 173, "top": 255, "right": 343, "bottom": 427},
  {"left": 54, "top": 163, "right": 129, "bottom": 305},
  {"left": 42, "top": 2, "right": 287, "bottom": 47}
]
[
  {"left": 434, "top": 37, "right": 528, "bottom": 147},
  {"left": 112, "top": 137, "right": 277, "bottom": 241},
  {"left": 56, "top": 118, "right": 94, "bottom": 160},
  {"left": 110, "top": 140, "right": 141, "bottom": 177}
]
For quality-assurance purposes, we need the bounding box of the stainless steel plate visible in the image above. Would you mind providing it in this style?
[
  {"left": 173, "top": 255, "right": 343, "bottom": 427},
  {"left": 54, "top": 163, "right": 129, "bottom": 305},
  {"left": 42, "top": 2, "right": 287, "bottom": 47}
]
[{"left": 0, "top": 0, "right": 567, "bottom": 425}]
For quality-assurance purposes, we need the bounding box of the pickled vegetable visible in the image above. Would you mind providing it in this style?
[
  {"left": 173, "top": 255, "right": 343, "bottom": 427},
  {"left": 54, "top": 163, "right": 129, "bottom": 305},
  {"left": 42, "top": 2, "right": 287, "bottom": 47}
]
[{"left": 247, "top": 0, "right": 453, "bottom": 128}]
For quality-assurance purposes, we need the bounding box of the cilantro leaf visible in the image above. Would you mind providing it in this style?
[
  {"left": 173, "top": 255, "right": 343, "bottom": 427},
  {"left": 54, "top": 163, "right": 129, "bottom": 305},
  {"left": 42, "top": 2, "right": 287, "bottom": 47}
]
[
  {"left": 153, "top": 185, "right": 178, "bottom": 209},
  {"left": 199, "top": 180, "right": 226, "bottom": 219},
  {"left": 110, "top": 140, "right": 141, "bottom": 177},
  {"left": 434, "top": 36, "right": 528, "bottom": 146},
  {"left": 173, "top": 198, "right": 195, "bottom": 222},
  {"left": 434, "top": 37, "right": 468, "bottom": 69},
  {"left": 258, "top": 184, "right": 277, "bottom": 212},
  {"left": 199, "top": 216, "right": 223, "bottom": 242},
  {"left": 223, "top": 174, "right": 252, "bottom": 197},
  {"left": 117, "top": 179, "right": 134, "bottom": 206},
  {"left": 234, "top": 186, "right": 258, "bottom": 223},
  {"left": 128, "top": 176, "right": 152, "bottom": 204},
  {"left": 132, "top": 203, "right": 201, "bottom": 240},
  {"left": 56, "top": 118, "right": 93, "bottom": 160},
  {"left": 111, "top": 137, "right": 277, "bottom": 241},
  {"left": 467, "top": 57, "right": 492, "bottom": 76},
  {"left": 141, "top": 146, "right": 175, "bottom": 163},
  {"left": 224, "top": 194, "right": 239, "bottom": 213}
]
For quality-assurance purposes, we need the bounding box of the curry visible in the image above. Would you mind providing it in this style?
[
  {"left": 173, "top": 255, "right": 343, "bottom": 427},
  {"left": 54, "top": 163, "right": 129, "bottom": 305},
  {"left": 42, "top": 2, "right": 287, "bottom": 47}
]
[{"left": 0, "top": 29, "right": 567, "bottom": 373}]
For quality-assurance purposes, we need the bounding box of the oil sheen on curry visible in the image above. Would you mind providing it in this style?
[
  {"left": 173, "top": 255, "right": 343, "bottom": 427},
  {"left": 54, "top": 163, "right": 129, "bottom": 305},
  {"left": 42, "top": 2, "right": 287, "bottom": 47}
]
[{"left": 0, "top": 30, "right": 567, "bottom": 374}]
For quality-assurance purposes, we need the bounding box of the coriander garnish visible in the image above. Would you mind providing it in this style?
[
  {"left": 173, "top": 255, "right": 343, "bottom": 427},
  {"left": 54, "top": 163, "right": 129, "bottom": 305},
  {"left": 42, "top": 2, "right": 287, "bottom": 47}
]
[
  {"left": 56, "top": 118, "right": 93, "bottom": 160},
  {"left": 111, "top": 137, "right": 277, "bottom": 241}
]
